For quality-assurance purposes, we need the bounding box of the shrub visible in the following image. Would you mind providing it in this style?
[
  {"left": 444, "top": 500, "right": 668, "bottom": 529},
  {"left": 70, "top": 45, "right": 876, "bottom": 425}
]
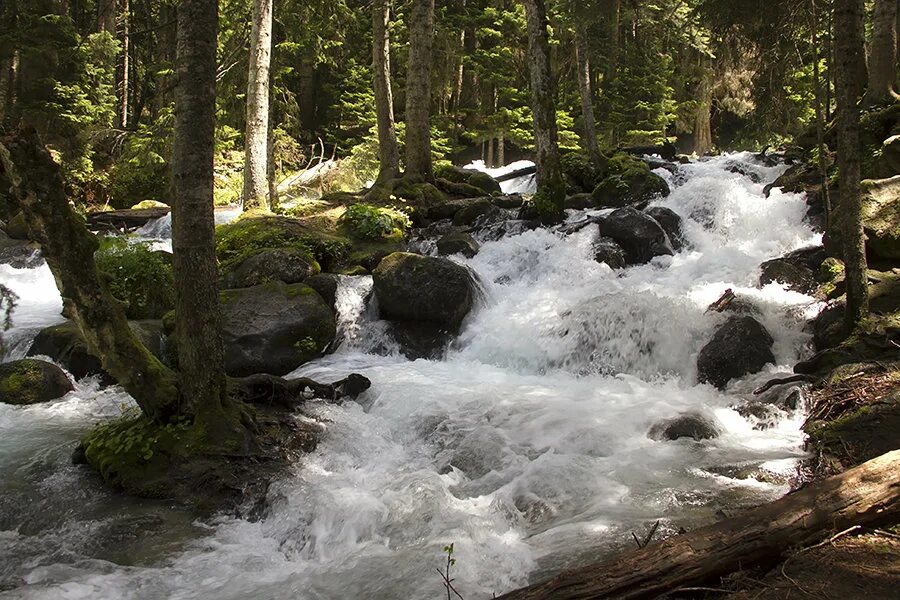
[
  {"left": 338, "top": 203, "right": 411, "bottom": 241},
  {"left": 95, "top": 237, "right": 175, "bottom": 319}
]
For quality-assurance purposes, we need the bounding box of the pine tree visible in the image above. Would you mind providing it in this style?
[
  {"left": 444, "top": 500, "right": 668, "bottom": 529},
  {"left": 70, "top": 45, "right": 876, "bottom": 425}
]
[
  {"left": 405, "top": 0, "right": 435, "bottom": 179},
  {"left": 242, "top": 0, "right": 274, "bottom": 210}
]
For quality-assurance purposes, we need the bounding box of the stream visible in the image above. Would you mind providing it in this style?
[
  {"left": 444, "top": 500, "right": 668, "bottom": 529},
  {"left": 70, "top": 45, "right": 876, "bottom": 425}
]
[{"left": 0, "top": 153, "right": 822, "bottom": 599}]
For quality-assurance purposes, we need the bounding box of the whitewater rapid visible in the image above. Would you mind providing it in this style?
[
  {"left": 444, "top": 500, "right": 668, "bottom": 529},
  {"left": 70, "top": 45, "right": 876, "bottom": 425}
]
[{"left": 0, "top": 153, "right": 821, "bottom": 599}]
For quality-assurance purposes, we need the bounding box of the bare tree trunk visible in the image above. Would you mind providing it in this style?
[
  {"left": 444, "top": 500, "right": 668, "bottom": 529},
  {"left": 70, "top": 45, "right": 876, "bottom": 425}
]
[
  {"left": 497, "top": 449, "right": 900, "bottom": 600},
  {"left": 97, "top": 0, "right": 116, "bottom": 32},
  {"left": 693, "top": 63, "right": 713, "bottom": 156},
  {"left": 834, "top": 0, "right": 870, "bottom": 329},
  {"left": 404, "top": 0, "right": 434, "bottom": 179},
  {"left": 114, "top": 0, "right": 130, "bottom": 129},
  {"left": 498, "top": 131, "right": 505, "bottom": 166},
  {"left": 811, "top": 0, "right": 832, "bottom": 231},
  {"left": 172, "top": 0, "right": 231, "bottom": 424},
  {"left": 574, "top": 20, "right": 602, "bottom": 166},
  {"left": 0, "top": 129, "right": 180, "bottom": 422},
  {"left": 603, "top": 0, "right": 621, "bottom": 85},
  {"left": 867, "top": 0, "right": 900, "bottom": 104},
  {"left": 522, "top": 0, "right": 565, "bottom": 217},
  {"left": 242, "top": 0, "right": 273, "bottom": 211},
  {"left": 373, "top": 0, "right": 399, "bottom": 183}
]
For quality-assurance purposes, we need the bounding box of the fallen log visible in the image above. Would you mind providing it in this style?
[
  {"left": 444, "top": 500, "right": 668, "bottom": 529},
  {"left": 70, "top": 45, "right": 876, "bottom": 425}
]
[
  {"left": 495, "top": 165, "right": 537, "bottom": 183},
  {"left": 496, "top": 449, "right": 900, "bottom": 600},
  {"left": 86, "top": 207, "right": 170, "bottom": 231}
]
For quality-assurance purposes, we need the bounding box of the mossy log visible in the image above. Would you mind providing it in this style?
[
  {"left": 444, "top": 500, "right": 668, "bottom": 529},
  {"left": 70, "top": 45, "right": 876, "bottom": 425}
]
[
  {"left": 0, "top": 127, "right": 181, "bottom": 422},
  {"left": 497, "top": 449, "right": 900, "bottom": 600}
]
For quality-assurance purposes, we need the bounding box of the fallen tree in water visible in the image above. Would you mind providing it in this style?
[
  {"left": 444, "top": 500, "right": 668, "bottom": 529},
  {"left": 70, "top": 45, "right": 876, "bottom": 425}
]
[{"left": 496, "top": 449, "right": 900, "bottom": 600}]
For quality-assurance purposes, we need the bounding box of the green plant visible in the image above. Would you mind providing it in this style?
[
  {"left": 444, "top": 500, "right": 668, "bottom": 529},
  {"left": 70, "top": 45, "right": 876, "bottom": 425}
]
[
  {"left": 338, "top": 203, "right": 411, "bottom": 241},
  {"left": 436, "top": 543, "right": 465, "bottom": 600},
  {"left": 95, "top": 237, "right": 175, "bottom": 319}
]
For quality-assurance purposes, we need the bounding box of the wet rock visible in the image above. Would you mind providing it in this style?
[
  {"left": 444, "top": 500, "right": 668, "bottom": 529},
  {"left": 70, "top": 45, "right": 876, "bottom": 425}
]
[
  {"left": 592, "top": 236, "right": 628, "bottom": 269},
  {"left": 389, "top": 321, "right": 452, "bottom": 360},
  {"left": 565, "top": 193, "right": 595, "bottom": 210},
  {"left": 492, "top": 195, "right": 524, "bottom": 209},
  {"left": 436, "top": 232, "right": 479, "bottom": 258},
  {"left": 303, "top": 273, "right": 340, "bottom": 311},
  {"left": 0, "top": 358, "right": 73, "bottom": 405},
  {"left": 28, "top": 320, "right": 166, "bottom": 382},
  {"left": 452, "top": 198, "right": 500, "bottom": 227},
  {"left": 591, "top": 154, "right": 670, "bottom": 209},
  {"left": 0, "top": 234, "right": 42, "bottom": 268},
  {"left": 596, "top": 208, "right": 674, "bottom": 266},
  {"left": 697, "top": 316, "right": 776, "bottom": 389},
  {"left": 434, "top": 164, "right": 502, "bottom": 195},
  {"left": 759, "top": 259, "right": 816, "bottom": 294},
  {"left": 219, "top": 282, "right": 336, "bottom": 377},
  {"left": 221, "top": 247, "right": 319, "bottom": 289},
  {"left": 830, "top": 176, "right": 900, "bottom": 261},
  {"left": 649, "top": 412, "right": 720, "bottom": 441},
  {"left": 725, "top": 161, "right": 762, "bottom": 183},
  {"left": 373, "top": 252, "right": 476, "bottom": 330},
  {"left": 427, "top": 197, "right": 487, "bottom": 221},
  {"left": 643, "top": 206, "right": 685, "bottom": 250}
]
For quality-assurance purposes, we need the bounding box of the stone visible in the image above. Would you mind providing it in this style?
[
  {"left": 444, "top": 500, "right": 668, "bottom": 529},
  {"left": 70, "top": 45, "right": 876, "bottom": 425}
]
[
  {"left": 592, "top": 236, "right": 627, "bottom": 269},
  {"left": 565, "top": 193, "right": 595, "bottom": 210},
  {"left": 436, "top": 232, "right": 480, "bottom": 258},
  {"left": 829, "top": 176, "right": 900, "bottom": 261},
  {"left": 373, "top": 252, "right": 476, "bottom": 330},
  {"left": 219, "top": 282, "right": 336, "bottom": 377},
  {"left": 591, "top": 155, "right": 670, "bottom": 209},
  {"left": 452, "top": 198, "right": 500, "bottom": 227},
  {"left": 759, "top": 259, "right": 816, "bottom": 294},
  {"left": 649, "top": 412, "right": 720, "bottom": 441},
  {"left": 697, "top": 316, "right": 776, "bottom": 389},
  {"left": 643, "top": 206, "right": 685, "bottom": 250},
  {"left": 303, "top": 273, "right": 340, "bottom": 311},
  {"left": 596, "top": 208, "right": 674, "bottom": 266},
  {"left": 221, "top": 247, "right": 320, "bottom": 289},
  {"left": 0, "top": 358, "right": 73, "bottom": 405},
  {"left": 0, "top": 235, "right": 42, "bottom": 268}
]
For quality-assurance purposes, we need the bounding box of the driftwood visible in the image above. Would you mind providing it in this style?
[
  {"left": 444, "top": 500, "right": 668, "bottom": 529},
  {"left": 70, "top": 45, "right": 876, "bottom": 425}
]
[
  {"left": 86, "top": 207, "right": 171, "bottom": 231},
  {"left": 706, "top": 288, "right": 736, "bottom": 313},
  {"left": 496, "top": 449, "right": 900, "bottom": 600},
  {"left": 495, "top": 165, "right": 537, "bottom": 183},
  {"left": 753, "top": 374, "right": 818, "bottom": 395}
]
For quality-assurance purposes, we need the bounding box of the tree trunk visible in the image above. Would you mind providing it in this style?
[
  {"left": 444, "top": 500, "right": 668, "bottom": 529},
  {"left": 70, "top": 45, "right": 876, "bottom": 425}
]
[
  {"left": 373, "top": 0, "right": 399, "bottom": 183},
  {"left": 172, "top": 0, "right": 231, "bottom": 425},
  {"left": 242, "top": 0, "right": 274, "bottom": 211},
  {"left": 603, "top": 0, "right": 621, "bottom": 85},
  {"left": 498, "top": 132, "right": 505, "bottom": 166},
  {"left": 811, "top": 0, "right": 833, "bottom": 231},
  {"left": 404, "top": 0, "right": 434, "bottom": 179},
  {"left": 522, "top": 0, "right": 564, "bottom": 217},
  {"left": 487, "top": 136, "right": 495, "bottom": 168},
  {"left": 496, "top": 449, "right": 900, "bottom": 600},
  {"left": 867, "top": 0, "right": 900, "bottom": 104},
  {"left": 834, "top": 0, "right": 870, "bottom": 329},
  {"left": 574, "top": 20, "right": 602, "bottom": 167},
  {"left": 115, "top": 0, "right": 130, "bottom": 129},
  {"left": 98, "top": 0, "right": 116, "bottom": 33},
  {"left": 0, "top": 129, "right": 180, "bottom": 422},
  {"left": 693, "top": 63, "right": 713, "bottom": 156}
]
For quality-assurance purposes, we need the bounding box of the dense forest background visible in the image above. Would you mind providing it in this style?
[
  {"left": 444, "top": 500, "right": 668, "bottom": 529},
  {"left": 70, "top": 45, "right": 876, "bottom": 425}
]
[{"left": 2, "top": 0, "right": 891, "bottom": 213}]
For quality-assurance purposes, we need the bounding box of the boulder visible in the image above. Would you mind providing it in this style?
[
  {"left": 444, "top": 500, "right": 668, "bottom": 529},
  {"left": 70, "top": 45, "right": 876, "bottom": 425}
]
[
  {"left": 697, "top": 316, "right": 776, "bottom": 389},
  {"left": 28, "top": 320, "right": 167, "bottom": 383},
  {"left": 759, "top": 259, "right": 816, "bottom": 294},
  {"left": 0, "top": 235, "right": 42, "bottom": 268},
  {"left": 303, "top": 273, "right": 340, "bottom": 311},
  {"left": 453, "top": 198, "right": 500, "bottom": 227},
  {"left": 643, "top": 206, "right": 685, "bottom": 250},
  {"left": 221, "top": 247, "right": 320, "bottom": 289},
  {"left": 591, "top": 154, "right": 670, "bottom": 209},
  {"left": 829, "top": 176, "right": 900, "bottom": 261},
  {"left": 389, "top": 321, "right": 452, "bottom": 360},
  {"left": 436, "top": 232, "right": 480, "bottom": 258},
  {"left": 219, "top": 282, "right": 336, "bottom": 377},
  {"left": 0, "top": 359, "right": 73, "bottom": 405},
  {"left": 649, "top": 412, "right": 720, "bottom": 441},
  {"left": 596, "top": 208, "right": 674, "bottom": 266},
  {"left": 373, "top": 252, "right": 476, "bottom": 330},
  {"left": 434, "top": 164, "right": 502, "bottom": 195},
  {"left": 565, "top": 193, "right": 595, "bottom": 210},
  {"left": 4, "top": 212, "right": 30, "bottom": 240},
  {"left": 592, "top": 236, "right": 627, "bottom": 269}
]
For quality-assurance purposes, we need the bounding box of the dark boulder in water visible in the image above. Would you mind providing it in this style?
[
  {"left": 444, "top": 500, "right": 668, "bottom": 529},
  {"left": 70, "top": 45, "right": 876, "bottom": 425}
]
[
  {"left": 0, "top": 358, "right": 72, "bottom": 405},
  {"left": 592, "top": 236, "right": 628, "bottom": 269},
  {"left": 219, "top": 282, "right": 336, "bottom": 377},
  {"left": 596, "top": 208, "right": 674, "bottom": 266},
  {"left": 437, "top": 232, "right": 480, "bottom": 258},
  {"left": 303, "top": 273, "right": 340, "bottom": 312},
  {"left": 759, "top": 259, "right": 816, "bottom": 294},
  {"left": 373, "top": 252, "right": 476, "bottom": 330},
  {"left": 697, "top": 316, "right": 776, "bottom": 389},
  {"left": 649, "top": 412, "right": 720, "bottom": 441},
  {"left": 221, "top": 247, "right": 320, "bottom": 289},
  {"left": 643, "top": 206, "right": 686, "bottom": 251},
  {"left": 0, "top": 230, "right": 42, "bottom": 268}
]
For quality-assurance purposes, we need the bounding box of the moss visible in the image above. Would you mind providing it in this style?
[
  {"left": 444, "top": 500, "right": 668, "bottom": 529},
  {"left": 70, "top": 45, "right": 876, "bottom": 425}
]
[
  {"left": 95, "top": 238, "right": 175, "bottom": 320},
  {"left": 339, "top": 265, "right": 368, "bottom": 276},
  {"left": 338, "top": 203, "right": 411, "bottom": 241},
  {"left": 392, "top": 179, "right": 448, "bottom": 208},
  {"left": 591, "top": 152, "right": 669, "bottom": 208},
  {"left": 0, "top": 363, "right": 41, "bottom": 402},
  {"left": 532, "top": 179, "right": 567, "bottom": 218},
  {"left": 130, "top": 200, "right": 169, "bottom": 210},
  {"left": 560, "top": 152, "right": 600, "bottom": 192}
]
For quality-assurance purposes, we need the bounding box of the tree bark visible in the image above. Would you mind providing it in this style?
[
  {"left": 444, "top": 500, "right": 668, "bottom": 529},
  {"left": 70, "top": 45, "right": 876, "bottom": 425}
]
[
  {"left": 693, "top": 62, "right": 713, "bottom": 156},
  {"left": 811, "top": 0, "right": 832, "bottom": 231},
  {"left": 114, "top": 0, "right": 130, "bottom": 129},
  {"left": 497, "top": 449, "right": 900, "bottom": 600},
  {"left": 498, "top": 131, "right": 505, "bottom": 166},
  {"left": 0, "top": 128, "right": 180, "bottom": 422},
  {"left": 602, "top": 0, "right": 621, "bottom": 85},
  {"left": 834, "top": 0, "right": 870, "bottom": 329},
  {"left": 404, "top": 0, "right": 434, "bottom": 179},
  {"left": 242, "top": 0, "right": 274, "bottom": 211},
  {"left": 574, "top": 19, "right": 602, "bottom": 166},
  {"left": 172, "top": 0, "right": 231, "bottom": 424},
  {"left": 522, "top": 0, "right": 565, "bottom": 216},
  {"left": 867, "top": 0, "right": 900, "bottom": 104},
  {"left": 373, "top": 0, "right": 400, "bottom": 183}
]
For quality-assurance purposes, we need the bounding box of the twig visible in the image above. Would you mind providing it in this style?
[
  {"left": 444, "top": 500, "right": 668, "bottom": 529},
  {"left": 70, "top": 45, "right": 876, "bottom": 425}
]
[
  {"left": 798, "top": 525, "right": 861, "bottom": 553},
  {"left": 633, "top": 520, "right": 661, "bottom": 548}
]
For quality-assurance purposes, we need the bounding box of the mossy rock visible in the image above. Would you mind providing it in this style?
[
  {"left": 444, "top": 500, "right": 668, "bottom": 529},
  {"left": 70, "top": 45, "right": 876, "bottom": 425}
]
[
  {"left": 392, "top": 179, "right": 449, "bottom": 209},
  {"left": 5, "top": 212, "right": 30, "bottom": 241},
  {"left": 433, "top": 164, "right": 501, "bottom": 195},
  {"left": 829, "top": 176, "right": 900, "bottom": 261},
  {"left": 591, "top": 153, "right": 670, "bottom": 209},
  {"left": 215, "top": 214, "right": 350, "bottom": 273},
  {"left": 434, "top": 178, "right": 488, "bottom": 199},
  {"left": 0, "top": 358, "right": 73, "bottom": 405},
  {"left": 221, "top": 247, "right": 320, "bottom": 289},
  {"left": 453, "top": 198, "right": 499, "bottom": 226},
  {"left": 561, "top": 152, "right": 601, "bottom": 193}
]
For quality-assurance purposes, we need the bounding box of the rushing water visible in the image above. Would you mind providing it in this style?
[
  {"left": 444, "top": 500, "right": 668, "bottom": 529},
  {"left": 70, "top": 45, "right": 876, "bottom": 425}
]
[{"left": 0, "top": 153, "right": 821, "bottom": 599}]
